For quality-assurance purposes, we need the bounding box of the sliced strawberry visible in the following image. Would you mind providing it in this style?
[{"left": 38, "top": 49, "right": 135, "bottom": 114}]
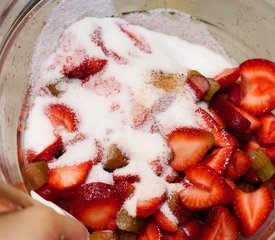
[
  {"left": 225, "top": 149, "right": 251, "bottom": 180},
  {"left": 113, "top": 174, "right": 140, "bottom": 184},
  {"left": 35, "top": 183, "right": 60, "bottom": 202},
  {"left": 131, "top": 102, "right": 152, "bottom": 128},
  {"left": 163, "top": 229, "right": 189, "bottom": 240},
  {"left": 138, "top": 221, "right": 163, "bottom": 240},
  {"left": 227, "top": 83, "right": 241, "bottom": 106},
  {"left": 167, "top": 128, "right": 214, "bottom": 171},
  {"left": 257, "top": 113, "right": 275, "bottom": 147},
  {"left": 181, "top": 216, "right": 203, "bottom": 240},
  {"left": 154, "top": 209, "right": 178, "bottom": 233},
  {"left": 72, "top": 198, "right": 121, "bottom": 231},
  {"left": 211, "top": 96, "right": 251, "bottom": 133},
  {"left": 213, "top": 67, "right": 240, "bottom": 90},
  {"left": 196, "top": 108, "right": 238, "bottom": 149},
  {"left": 203, "top": 146, "right": 234, "bottom": 174},
  {"left": 136, "top": 193, "right": 166, "bottom": 218},
  {"left": 63, "top": 57, "right": 107, "bottom": 79},
  {"left": 233, "top": 105, "right": 262, "bottom": 131},
  {"left": 265, "top": 146, "right": 275, "bottom": 164},
  {"left": 47, "top": 161, "right": 92, "bottom": 190},
  {"left": 241, "top": 168, "right": 262, "bottom": 184},
  {"left": 118, "top": 24, "right": 151, "bottom": 53},
  {"left": 186, "top": 72, "right": 210, "bottom": 100},
  {"left": 168, "top": 193, "right": 193, "bottom": 224},
  {"left": 199, "top": 206, "right": 239, "bottom": 240},
  {"left": 32, "top": 136, "right": 63, "bottom": 162},
  {"left": 150, "top": 159, "right": 164, "bottom": 176},
  {"left": 239, "top": 58, "right": 275, "bottom": 115},
  {"left": 91, "top": 28, "right": 126, "bottom": 64},
  {"left": 45, "top": 104, "right": 78, "bottom": 132},
  {"left": 232, "top": 185, "right": 274, "bottom": 237},
  {"left": 179, "top": 164, "right": 233, "bottom": 210}
]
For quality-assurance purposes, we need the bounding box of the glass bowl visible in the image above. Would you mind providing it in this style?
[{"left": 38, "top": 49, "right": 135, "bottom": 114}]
[{"left": 0, "top": 0, "right": 274, "bottom": 239}]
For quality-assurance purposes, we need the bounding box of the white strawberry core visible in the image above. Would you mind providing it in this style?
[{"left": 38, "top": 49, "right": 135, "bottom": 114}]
[{"left": 23, "top": 17, "right": 233, "bottom": 216}]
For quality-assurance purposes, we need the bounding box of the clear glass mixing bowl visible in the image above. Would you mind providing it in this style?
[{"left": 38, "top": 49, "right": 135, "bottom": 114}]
[{"left": 0, "top": 0, "right": 274, "bottom": 239}]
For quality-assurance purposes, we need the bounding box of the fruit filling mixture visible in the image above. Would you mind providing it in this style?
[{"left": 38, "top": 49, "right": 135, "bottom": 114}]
[{"left": 21, "top": 17, "right": 275, "bottom": 240}]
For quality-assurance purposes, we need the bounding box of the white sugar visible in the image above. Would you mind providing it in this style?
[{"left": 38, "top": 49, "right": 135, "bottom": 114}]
[
  {"left": 85, "top": 163, "right": 114, "bottom": 184},
  {"left": 23, "top": 97, "right": 55, "bottom": 153},
  {"left": 159, "top": 201, "right": 178, "bottom": 224},
  {"left": 48, "top": 138, "right": 98, "bottom": 168}
]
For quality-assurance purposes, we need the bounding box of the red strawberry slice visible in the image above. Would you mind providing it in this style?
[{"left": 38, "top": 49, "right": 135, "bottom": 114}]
[
  {"left": 239, "top": 58, "right": 275, "bottom": 115},
  {"left": 167, "top": 128, "right": 214, "bottom": 171},
  {"left": 213, "top": 67, "right": 240, "bottom": 90},
  {"left": 265, "top": 146, "right": 275, "bottom": 164},
  {"left": 241, "top": 168, "right": 262, "bottom": 184},
  {"left": 131, "top": 102, "right": 152, "bottom": 128},
  {"left": 45, "top": 104, "right": 78, "bottom": 132},
  {"left": 63, "top": 57, "right": 107, "bottom": 79},
  {"left": 136, "top": 193, "right": 166, "bottom": 217},
  {"left": 227, "top": 83, "right": 241, "bottom": 106},
  {"left": 232, "top": 185, "right": 274, "bottom": 237},
  {"left": 118, "top": 24, "right": 151, "bottom": 53},
  {"left": 32, "top": 136, "right": 63, "bottom": 162},
  {"left": 163, "top": 229, "right": 189, "bottom": 240},
  {"left": 186, "top": 73, "right": 210, "bottom": 100},
  {"left": 203, "top": 146, "right": 234, "bottom": 174},
  {"left": 91, "top": 28, "right": 127, "bottom": 64},
  {"left": 257, "top": 113, "right": 275, "bottom": 147},
  {"left": 72, "top": 198, "right": 121, "bottom": 231},
  {"left": 233, "top": 105, "right": 262, "bottom": 131},
  {"left": 139, "top": 221, "right": 163, "bottom": 240},
  {"left": 150, "top": 159, "right": 164, "bottom": 176},
  {"left": 211, "top": 96, "right": 251, "bottom": 133},
  {"left": 196, "top": 108, "right": 238, "bottom": 149},
  {"left": 113, "top": 174, "right": 140, "bottom": 184},
  {"left": 181, "top": 216, "right": 203, "bottom": 240},
  {"left": 154, "top": 209, "right": 178, "bottom": 233},
  {"left": 35, "top": 183, "right": 60, "bottom": 202},
  {"left": 47, "top": 161, "right": 92, "bottom": 190},
  {"left": 225, "top": 149, "right": 251, "bottom": 180},
  {"left": 199, "top": 206, "right": 239, "bottom": 240},
  {"left": 179, "top": 164, "right": 233, "bottom": 210},
  {"left": 168, "top": 194, "right": 193, "bottom": 225}
]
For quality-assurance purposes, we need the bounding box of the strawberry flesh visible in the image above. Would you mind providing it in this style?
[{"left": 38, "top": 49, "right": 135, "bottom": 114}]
[
  {"left": 211, "top": 96, "right": 251, "bottom": 133},
  {"left": 64, "top": 57, "right": 107, "bottom": 79},
  {"left": 32, "top": 136, "right": 63, "bottom": 162},
  {"left": 47, "top": 161, "right": 92, "bottom": 190},
  {"left": 257, "top": 113, "right": 275, "bottom": 147},
  {"left": 179, "top": 164, "right": 233, "bottom": 210},
  {"left": 199, "top": 206, "right": 239, "bottom": 240},
  {"left": 214, "top": 67, "right": 240, "bottom": 90},
  {"left": 167, "top": 128, "right": 214, "bottom": 171},
  {"left": 239, "top": 58, "right": 275, "bottom": 115},
  {"left": 45, "top": 104, "right": 78, "bottom": 132},
  {"left": 136, "top": 193, "right": 166, "bottom": 218},
  {"left": 227, "top": 83, "right": 241, "bottom": 106},
  {"left": 232, "top": 185, "right": 274, "bottom": 237},
  {"left": 225, "top": 149, "right": 251, "bottom": 180}
]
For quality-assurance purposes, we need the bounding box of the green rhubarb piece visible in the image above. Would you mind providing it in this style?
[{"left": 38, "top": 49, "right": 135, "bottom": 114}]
[
  {"left": 187, "top": 70, "right": 201, "bottom": 77},
  {"left": 114, "top": 230, "right": 137, "bottom": 240},
  {"left": 203, "top": 78, "right": 220, "bottom": 102},
  {"left": 248, "top": 148, "right": 275, "bottom": 182},
  {"left": 24, "top": 161, "right": 49, "bottom": 189},
  {"left": 90, "top": 231, "right": 115, "bottom": 240},
  {"left": 47, "top": 83, "right": 63, "bottom": 97},
  {"left": 103, "top": 144, "right": 128, "bottom": 171},
  {"left": 116, "top": 209, "right": 147, "bottom": 233}
]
